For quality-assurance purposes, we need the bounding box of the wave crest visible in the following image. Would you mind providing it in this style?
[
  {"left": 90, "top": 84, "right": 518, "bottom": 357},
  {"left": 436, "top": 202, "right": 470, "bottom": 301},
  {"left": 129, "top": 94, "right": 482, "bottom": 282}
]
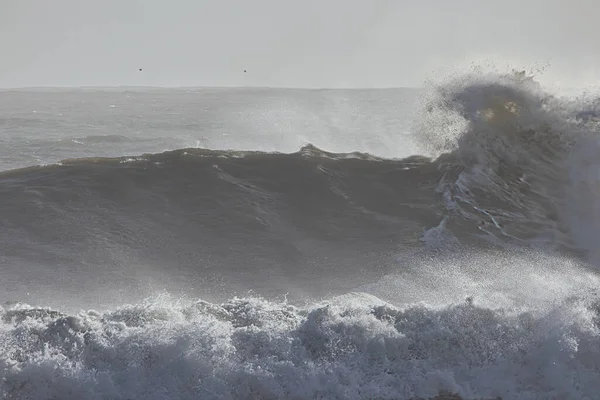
[{"left": 414, "top": 71, "right": 600, "bottom": 256}]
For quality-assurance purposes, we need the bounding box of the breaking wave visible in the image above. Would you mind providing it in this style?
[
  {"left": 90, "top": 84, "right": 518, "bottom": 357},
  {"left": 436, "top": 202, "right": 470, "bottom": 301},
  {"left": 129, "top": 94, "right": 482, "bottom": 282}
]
[
  {"left": 4, "top": 71, "right": 600, "bottom": 398},
  {"left": 3, "top": 280, "right": 600, "bottom": 400}
]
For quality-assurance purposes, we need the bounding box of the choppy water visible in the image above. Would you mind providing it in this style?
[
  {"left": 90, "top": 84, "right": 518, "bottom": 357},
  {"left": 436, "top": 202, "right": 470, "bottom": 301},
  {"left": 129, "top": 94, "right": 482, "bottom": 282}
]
[{"left": 2, "top": 73, "right": 600, "bottom": 399}]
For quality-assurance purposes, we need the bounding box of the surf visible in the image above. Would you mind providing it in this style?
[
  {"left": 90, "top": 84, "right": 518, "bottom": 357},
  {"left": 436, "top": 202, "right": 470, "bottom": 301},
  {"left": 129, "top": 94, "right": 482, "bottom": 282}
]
[{"left": 4, "top": 70, "right": 600, "bottom": 398}]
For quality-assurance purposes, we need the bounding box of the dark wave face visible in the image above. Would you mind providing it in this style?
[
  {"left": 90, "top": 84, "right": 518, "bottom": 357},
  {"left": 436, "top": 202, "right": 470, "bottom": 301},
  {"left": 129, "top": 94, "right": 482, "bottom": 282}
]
[
  {"left": 4, "top": 74, "right": 600, "bottom": 399},
  {"left": 0, "top": 145, "right": 443, "bottom": 306}
]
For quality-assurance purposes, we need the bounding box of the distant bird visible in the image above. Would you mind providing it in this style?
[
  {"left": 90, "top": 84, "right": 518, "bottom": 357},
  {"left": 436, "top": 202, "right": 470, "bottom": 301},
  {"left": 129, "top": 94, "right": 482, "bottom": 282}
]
[
  {"left": 244, "top": 69, "right": 247, "bottom": 73},
  {"left": 139, "top": 68, "right": 143, "bottom": 72}
]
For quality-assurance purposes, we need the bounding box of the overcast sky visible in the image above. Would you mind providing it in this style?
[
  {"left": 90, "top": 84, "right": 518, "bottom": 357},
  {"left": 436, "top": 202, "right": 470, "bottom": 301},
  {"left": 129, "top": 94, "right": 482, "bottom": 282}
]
[{"left": 1, "top": 0, "right": 598, "bottom": 88}]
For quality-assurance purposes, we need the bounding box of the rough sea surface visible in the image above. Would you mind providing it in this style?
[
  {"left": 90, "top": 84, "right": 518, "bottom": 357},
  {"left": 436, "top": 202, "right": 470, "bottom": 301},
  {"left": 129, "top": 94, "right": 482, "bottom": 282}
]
[{"left": 2, "top": 73, "right": 600, "bottom": 399}]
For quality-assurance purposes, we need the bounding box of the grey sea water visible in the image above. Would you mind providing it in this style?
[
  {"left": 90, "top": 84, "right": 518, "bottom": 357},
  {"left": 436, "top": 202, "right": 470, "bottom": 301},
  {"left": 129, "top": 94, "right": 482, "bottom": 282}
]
[{"left": 3, "top": 74, "right": 600, "bottom": 399}]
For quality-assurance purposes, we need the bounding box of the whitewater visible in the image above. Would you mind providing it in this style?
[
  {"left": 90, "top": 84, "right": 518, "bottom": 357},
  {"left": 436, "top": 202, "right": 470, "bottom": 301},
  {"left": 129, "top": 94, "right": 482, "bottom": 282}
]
[{"left": 2, "top": 72, "right": 600, "bottom": 399}]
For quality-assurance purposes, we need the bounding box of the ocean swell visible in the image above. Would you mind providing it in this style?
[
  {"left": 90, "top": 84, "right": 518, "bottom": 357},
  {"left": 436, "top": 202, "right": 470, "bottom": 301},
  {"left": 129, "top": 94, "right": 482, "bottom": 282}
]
[{"left": 4, "top": 72, "right": 600, "bottom": 399}]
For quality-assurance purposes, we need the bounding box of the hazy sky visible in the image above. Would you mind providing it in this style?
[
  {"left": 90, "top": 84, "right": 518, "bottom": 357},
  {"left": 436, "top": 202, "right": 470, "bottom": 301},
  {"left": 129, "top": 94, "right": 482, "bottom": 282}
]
[{"left": 1, "top": 0, "right": 599, "bottom": 88}]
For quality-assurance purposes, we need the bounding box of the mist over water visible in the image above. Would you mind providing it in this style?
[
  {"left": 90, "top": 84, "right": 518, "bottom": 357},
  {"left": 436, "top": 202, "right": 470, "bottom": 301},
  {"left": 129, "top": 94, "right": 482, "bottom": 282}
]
[
  {"left": 3, "top": 71, "right": 600, "bottom": 399},
  {"left": 0, "top": 88, "right": 422, "bottom": 171}
]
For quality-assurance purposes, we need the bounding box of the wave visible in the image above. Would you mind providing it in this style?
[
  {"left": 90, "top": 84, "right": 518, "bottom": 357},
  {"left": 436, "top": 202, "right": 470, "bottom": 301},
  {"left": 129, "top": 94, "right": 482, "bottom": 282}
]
[
  {"left": 5, "top": 70, "right": 600, "bottom": 398},
  {"left": 412, "top": 71, "right": 600, "bottom": 259},
  {"left": 2, "top": 75, "right": 600, "bottom": 274},
  {"left": 0, "top": 144, "right": 444, "bottom": 311},
  {"left": 0, "top": 87, "right": 594, "bottom": 262},
  {"left": 3, "top": 72, "right": 600, "bottom": 304},
  {"left": 3, "top": 284, "right": 600, "bottom": 400}
]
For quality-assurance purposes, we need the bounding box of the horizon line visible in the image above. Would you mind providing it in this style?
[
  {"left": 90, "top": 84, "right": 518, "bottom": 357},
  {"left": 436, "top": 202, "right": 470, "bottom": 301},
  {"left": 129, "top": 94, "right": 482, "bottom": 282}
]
[{"left": 0, "top": 84, "right": 424, "bottom": 91}]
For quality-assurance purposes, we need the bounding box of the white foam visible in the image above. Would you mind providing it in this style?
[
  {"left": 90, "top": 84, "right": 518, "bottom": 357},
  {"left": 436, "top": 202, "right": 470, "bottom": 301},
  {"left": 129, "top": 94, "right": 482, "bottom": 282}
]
[
  {"left": 2, "top": 262, "right": 600, "bottom": 400},
  {"left": 416, "top": 69, "right": 600, "bottom": 259}
]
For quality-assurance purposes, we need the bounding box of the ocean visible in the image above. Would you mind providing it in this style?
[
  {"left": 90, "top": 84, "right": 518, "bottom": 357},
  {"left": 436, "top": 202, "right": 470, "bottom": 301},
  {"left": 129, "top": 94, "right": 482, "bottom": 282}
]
[{"left": 2, "top": 72, "right": 600, "bottom": 399}]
